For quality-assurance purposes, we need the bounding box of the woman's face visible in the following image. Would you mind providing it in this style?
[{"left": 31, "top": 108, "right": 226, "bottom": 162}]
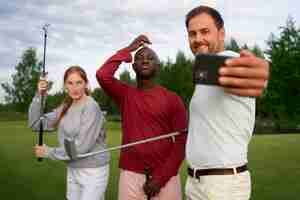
[{"left": 64, "top": 72, "right": 87, "bottom": 101}]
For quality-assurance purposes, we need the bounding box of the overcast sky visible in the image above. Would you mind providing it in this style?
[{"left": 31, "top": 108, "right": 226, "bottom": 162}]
[{"left": 0, "top": 0, "right": 299, "bottom": 103}]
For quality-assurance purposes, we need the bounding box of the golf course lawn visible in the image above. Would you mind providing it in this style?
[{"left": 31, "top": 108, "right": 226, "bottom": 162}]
[{"left": 0, "top": 121, "right": 299, "bottom": 199}]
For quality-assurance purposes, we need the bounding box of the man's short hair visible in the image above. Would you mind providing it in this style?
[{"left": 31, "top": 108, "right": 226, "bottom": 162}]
[
  {"left": 134, "top": 47, "right": 160, "bottom": 64},
  {"left": 185, "top": 6, "right": 224, "bottom": 30}
]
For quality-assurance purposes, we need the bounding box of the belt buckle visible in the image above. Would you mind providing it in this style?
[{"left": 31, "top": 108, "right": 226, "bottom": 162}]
[
  {"left": 193, "top": 168, "right": 201, "bottom": 182},
  {"left": 193, "top": 168, "right": 197, "bottom": 178},
  {"left": 232, "top": 167, "right": 237, "bottom": 175}
]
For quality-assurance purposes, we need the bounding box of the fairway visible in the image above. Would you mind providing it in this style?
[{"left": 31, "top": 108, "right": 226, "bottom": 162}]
[{"left": 0, "top": 121, "right": 300, "bottom": 199}]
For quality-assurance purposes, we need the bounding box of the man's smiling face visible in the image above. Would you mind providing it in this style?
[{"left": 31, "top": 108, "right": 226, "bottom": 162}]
[{"left": 187, "top": 13, "right": 225, "bottom": 55}]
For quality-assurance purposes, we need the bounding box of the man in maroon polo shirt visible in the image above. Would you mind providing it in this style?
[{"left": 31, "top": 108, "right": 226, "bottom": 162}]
[{"left": 96, "top": 35, "right": 188, "bottom": 200}]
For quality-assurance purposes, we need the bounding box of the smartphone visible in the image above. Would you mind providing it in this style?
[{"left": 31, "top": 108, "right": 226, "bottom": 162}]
[{"left": 193, "top": 53, "right": 232, "bottom": 85}]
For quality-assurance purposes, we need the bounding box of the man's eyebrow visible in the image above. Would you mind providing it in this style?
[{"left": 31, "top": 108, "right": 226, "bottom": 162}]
[
  {"left": 135, "top": 53, "right": 144, "bottom": 58},
  {"left": 189, "top": 27, "right": 209, "bottom": 31}
]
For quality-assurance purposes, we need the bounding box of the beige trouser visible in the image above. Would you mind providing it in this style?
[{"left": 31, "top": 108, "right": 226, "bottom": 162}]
[
  {"left": 185, "top": 171, "right": 251, "bottom": 200},
  {"left": 118, "top": 169, "right": 182, "bottom": 200}
]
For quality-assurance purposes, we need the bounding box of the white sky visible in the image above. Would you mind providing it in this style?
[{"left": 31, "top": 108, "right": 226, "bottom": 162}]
[{"left": 0, "top": 0, "right": 299, "bottom": 103}]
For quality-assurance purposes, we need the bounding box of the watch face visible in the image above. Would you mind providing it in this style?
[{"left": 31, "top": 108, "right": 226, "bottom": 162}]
[{"left": 193, "top": 53, "right": 232, "bottom": 85}]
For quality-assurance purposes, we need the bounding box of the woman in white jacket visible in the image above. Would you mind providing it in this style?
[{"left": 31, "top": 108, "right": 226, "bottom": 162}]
[{"left": 29, "top": 66, "right": 110, "bottom": 200}]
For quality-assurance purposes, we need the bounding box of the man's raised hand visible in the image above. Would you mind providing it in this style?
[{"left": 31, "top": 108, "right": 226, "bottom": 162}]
[
  {"left": 126, "top": 34, "right": 151, "bottom": 52},
  {"left": 219, "top": 50, "right": 269, "bottom": 97}
]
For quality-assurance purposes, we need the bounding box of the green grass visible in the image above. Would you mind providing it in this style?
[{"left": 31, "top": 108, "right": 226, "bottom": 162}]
[
  {"left": 0, "top": 121, "right": 300, "bottom": 199},
  {"left": 248, "top": 134, "right": 300, "bottom": 199}
]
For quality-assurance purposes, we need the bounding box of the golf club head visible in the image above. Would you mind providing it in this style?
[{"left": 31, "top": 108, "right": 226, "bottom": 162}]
[{"left": 64, "top": 139, "right": 78, "bottom": 160}]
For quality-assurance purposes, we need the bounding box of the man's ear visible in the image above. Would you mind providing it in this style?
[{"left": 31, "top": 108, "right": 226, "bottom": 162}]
[
  {"left": 155, "top": 63, "right": 160, "bottom": 71},
  {"left": 219, "top": 27, "right": 225, "bottom": 42}
]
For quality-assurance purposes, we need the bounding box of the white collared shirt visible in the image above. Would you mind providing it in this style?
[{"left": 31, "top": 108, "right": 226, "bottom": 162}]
[{"left": 186, "top": 51, "right": 256, "bottom": 169}]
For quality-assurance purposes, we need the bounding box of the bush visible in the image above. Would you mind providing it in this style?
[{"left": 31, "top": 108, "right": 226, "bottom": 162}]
[
  {"left": 0, "top": 111, "right": 27, "bottom": 121},
  {"left": 254, "top": 118, "right": 300, "bottom": 134},
  {"left": 106, "top": 115, "right": 121, "bottom": 122}
]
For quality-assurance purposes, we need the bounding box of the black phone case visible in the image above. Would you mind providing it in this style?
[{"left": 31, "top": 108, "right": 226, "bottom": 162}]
[{"left": 193, "top": 53, "right": 232, "bottom": 85}]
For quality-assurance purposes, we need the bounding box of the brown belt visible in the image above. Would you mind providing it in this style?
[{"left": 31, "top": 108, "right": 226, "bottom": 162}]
[{"left": 188, "top": 164, "right": 248, "bottom": 179}]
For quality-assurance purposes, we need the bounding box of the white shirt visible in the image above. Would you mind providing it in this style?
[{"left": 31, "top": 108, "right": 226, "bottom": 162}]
[{"left": 186, "top": 51, "right": 256, "bottom": 169}]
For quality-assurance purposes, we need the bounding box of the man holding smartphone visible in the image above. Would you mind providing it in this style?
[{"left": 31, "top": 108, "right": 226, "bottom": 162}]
[{"left": 185, "top": 5, "right": 269, "bottom": 200}]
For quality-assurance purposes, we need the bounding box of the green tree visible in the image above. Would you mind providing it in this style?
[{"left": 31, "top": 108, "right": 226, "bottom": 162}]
[
  {"left": 225, "top": 37, "right": 240, "bottom": 53},
  {"left": 247, "top": 44, "right": 267, "bottom": 121},
  {"left": 264, "top": 17, "right": 300, "bottom": 128},
  {"left": 157, "top": 51, "right": 194, "bottom": 106},
  {"left": 1, "top": 48, "right": 52, "bottom": 112},
  {"left": 92, "top": 88, "right": 119, "bottom": 115},
  {"left": 241, "top": 43, "right": 249, "bottom": 50},
  {"left": 251, "top": 44, "right": 265, "bottom": 58},
  {"left": 46, "top": 91, "right": 65, "bottom": 112},
  {"left": 119, "top": 70, "right": 135, "bottom": 85}
]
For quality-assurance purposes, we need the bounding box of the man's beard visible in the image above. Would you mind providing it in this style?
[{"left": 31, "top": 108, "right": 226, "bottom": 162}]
[{"left": 192, "top": 42, "right": 219, "bottom": 54}]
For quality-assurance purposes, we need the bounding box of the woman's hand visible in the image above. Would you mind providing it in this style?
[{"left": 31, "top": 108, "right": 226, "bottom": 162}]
[{"left": 38, "top": 77, "right": 48, "bottom": 96}]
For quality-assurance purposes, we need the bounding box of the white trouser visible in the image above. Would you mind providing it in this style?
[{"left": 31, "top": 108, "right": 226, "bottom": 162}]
[
  {"left": 185, "top": 170, "right": 251, "bottom": 200},
  {"left": 66, "top": 164, "right": 109, "bottom": 200}
]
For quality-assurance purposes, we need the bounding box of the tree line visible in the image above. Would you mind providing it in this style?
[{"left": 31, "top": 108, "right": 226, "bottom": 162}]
[{"left": 2, "top": 18, "right": 300, "bottom": 132}]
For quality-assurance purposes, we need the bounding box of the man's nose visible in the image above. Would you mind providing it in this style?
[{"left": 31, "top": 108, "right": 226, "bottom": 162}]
[
  {"left": 195, "top": 33, "right": 204, "bottom": 43},
  {"left": 142, "top": 58, "right": 150, "bottom": 63}
]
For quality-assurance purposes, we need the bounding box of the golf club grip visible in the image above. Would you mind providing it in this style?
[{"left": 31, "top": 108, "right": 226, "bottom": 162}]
[
  {"left": 144, "top": 167, "right": 151, "bottom": 200},
  {"left": 38, "top": 123, "right": 44, "bottom": 162}
]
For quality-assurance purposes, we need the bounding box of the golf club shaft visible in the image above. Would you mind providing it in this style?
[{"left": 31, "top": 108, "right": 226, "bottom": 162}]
[
  {"left": 77, "top": 130, "right": 185, "bottom": 158},
  {"left": 38, "top": 24, "right": 49, "bottom": 162}
]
